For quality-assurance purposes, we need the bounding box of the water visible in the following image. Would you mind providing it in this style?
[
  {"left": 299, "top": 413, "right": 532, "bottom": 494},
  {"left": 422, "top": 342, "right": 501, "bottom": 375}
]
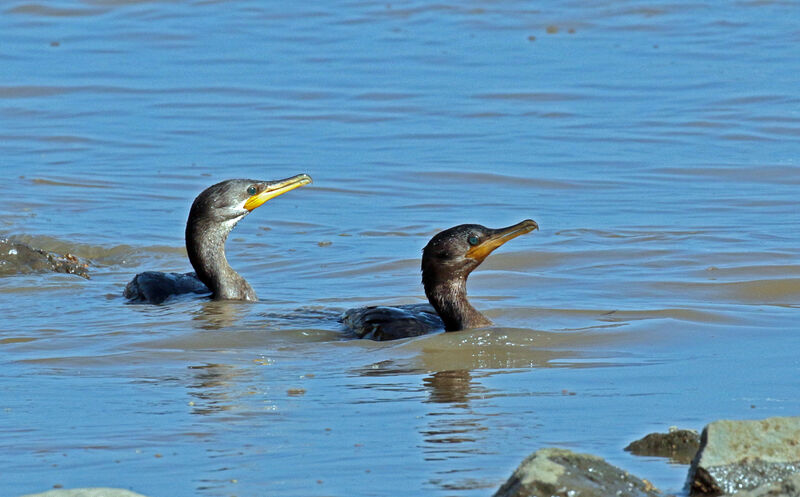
[{"left": 1, "top": 1, "right": 799, "bottom": 496}]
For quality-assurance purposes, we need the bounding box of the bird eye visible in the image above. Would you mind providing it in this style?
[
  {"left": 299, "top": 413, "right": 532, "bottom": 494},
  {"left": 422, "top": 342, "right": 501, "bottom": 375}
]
[
  {"left": 467, "top": 235, "right": 479, "bottom": 246},
  {"left": 247, "top": 186, "right": 257, "bottom": 196}
]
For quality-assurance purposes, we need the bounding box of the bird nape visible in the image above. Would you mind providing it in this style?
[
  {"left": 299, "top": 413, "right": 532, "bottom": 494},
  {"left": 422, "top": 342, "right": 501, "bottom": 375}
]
[
  {"left": 123, "top": 174, "right": 312, "bottom": 304},
  {"left": 342, "top": 219, "right": 538, "bottom": 341}
]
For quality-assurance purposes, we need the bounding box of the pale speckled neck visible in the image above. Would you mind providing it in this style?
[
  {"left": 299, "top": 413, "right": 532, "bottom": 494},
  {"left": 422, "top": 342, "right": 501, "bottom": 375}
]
[{"left": 186, "top": 214, "right": 257, "bottom": 301}]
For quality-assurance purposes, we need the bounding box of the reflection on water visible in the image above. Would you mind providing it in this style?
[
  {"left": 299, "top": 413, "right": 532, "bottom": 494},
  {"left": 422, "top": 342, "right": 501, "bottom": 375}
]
[
  {"left": 2, "top": 0, "right": 800, "bottom": 496},
  {"left": 192, "top": 301, "right": 247, "bottom": 331},
  {"left": 424, "top": 370, "right": 474, "bottom": 406},
  {"left": 187, "top": 363, "right": 242, "bottom": 415},
  {"left": 422, "top": 370, "right": 492, "bottom": 491},
  {"left": 422, "top": 371, "right": 487, "bottom": 461},
  {"left": 185, "top": 362, "right": 284, "bottom": 418}
]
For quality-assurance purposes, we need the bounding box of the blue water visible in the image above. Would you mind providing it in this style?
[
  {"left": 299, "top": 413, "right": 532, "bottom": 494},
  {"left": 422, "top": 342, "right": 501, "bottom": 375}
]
[{"left": 1, "top": 1, "right": 799, "bottom": 496}]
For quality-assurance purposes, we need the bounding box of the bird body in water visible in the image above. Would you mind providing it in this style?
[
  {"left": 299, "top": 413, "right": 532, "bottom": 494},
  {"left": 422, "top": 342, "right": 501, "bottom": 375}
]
[
  {"left": 124, "top": 174, "right": 312, "bottom": 304},
  {"left": 342, "top": 219, "right": 538, "bottom": 340}
]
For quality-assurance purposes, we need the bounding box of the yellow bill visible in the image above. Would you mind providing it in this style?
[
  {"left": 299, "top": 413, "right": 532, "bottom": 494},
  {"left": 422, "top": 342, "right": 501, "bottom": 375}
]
[
  {"left": 465, "top": 219, "right": 538, "bottom": 262},
  {"left": 244, "top": 173, "right": 312, "bottom": 211}
]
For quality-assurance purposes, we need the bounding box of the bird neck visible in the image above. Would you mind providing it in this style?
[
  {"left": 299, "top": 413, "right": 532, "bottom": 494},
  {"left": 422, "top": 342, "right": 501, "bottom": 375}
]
[
  {"left": 424, "top": 276, "right": 492, "bottom": 332},
  {"left": 185, "top": 216, "right": 257, "bottom": 301}
]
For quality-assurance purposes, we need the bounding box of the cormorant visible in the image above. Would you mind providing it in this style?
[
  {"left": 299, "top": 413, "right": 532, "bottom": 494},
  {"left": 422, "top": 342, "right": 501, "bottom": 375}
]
[
  {"left": 342, "top": 219, "right": 538, "bottom": 340},
  {"left": 124, "top": 174, "right": 312, "bottom": 304}
]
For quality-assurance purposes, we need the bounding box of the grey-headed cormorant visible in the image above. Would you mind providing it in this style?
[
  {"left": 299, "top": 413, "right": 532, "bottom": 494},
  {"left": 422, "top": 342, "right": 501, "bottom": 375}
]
[{"left": 124, "top": 174, "right": 312, "bottom": 304}]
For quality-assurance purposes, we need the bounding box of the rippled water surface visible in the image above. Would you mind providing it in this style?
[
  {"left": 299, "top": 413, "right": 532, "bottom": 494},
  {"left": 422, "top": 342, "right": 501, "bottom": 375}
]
[{"left": 2, "top": 1, "right": 799, "bottom": 496}]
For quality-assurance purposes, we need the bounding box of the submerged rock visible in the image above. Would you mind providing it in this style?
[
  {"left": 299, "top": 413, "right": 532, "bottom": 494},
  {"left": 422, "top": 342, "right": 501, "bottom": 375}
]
[
  {"left": 689, "top": 416, "right": 800, "bottom": 496},
  {"left": 493, "top": 447, "right": 665, "bottom": 497},
  {"left": 18, "top": 489, "right": 149, "bottom": 497},
  {"left": 0, "top": 238, "right": 89, "bottom": 279},
  {"left": 625, "top": 427, "right": 701, "bottom": 464}
]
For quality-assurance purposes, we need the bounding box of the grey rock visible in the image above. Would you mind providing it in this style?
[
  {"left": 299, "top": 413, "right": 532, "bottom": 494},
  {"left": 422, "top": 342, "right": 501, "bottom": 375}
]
[
  {"left": 689, "top": 416, "right": 800, "bottom": 496},
  {"left": 727, "top": 473, "right": 800, "bottom": 496},
  {"left": 626, "top": 427, "right": 701, "bottom": 464},
  {"left": 0, "top": 239, "right": 89, "bottom": 279},
  {"left": 18, "top": 489, "right": 148, "bottom": 497},
  {"left": 493, "top": 447, "right": 664, "bottom": 497}
]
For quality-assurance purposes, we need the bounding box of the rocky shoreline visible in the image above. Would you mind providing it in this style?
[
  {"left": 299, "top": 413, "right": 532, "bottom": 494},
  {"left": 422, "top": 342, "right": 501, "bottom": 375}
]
[
  {"left": 493, "top": 416, "right": 800, "bottom": 497},
  {"left": 18, "top": 416, "right": 800, "bottom": 497}
]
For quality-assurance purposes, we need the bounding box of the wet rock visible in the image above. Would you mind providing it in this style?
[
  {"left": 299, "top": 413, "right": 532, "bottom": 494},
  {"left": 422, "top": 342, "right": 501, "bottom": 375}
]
[
  {"left": 0, "top": 238, "right": 89, "bottom": 279},
  {"left": 625, "top": 427, "right": 701, "bottom": 464},
  {"left": 727, "top": 473, "right": 800, "bottom": 496},
  {"left": 689, "top": 416, "right": 800, "bottom": 496},
  {"left": 18, "top": 489, "right": 149, "bottom": 497},
  {"left": 493, "top": 447, "right": 664, "bottom": 497}
]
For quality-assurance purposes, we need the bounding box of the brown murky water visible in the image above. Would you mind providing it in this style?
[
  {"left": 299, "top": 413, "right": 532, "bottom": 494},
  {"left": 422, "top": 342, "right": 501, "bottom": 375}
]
[{"left": 1, "top": 1, "right": 799, "bottom": 496}]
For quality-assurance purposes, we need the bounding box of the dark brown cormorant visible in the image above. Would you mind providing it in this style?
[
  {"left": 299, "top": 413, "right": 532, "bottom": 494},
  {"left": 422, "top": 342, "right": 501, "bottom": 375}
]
[
  {"left": 124, "top": 174, "right": 312, "bottom": 304},
  {"left": 342, "top": 219, "right": 538, "bottom": 340}
]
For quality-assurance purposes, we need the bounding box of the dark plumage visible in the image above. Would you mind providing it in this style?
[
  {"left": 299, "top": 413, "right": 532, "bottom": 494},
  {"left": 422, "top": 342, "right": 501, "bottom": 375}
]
[
  {"left": 123, "top": 271, "right": 209, "bottom": 304},
  {"left": 342, "top": 303, "right": 442, "bottom": 341},
  {"left": 342, "top": 219, "right": 538, "bottom": 340},
  {"left": 124, "top": 174, "right": 312, "bottom": 304}
]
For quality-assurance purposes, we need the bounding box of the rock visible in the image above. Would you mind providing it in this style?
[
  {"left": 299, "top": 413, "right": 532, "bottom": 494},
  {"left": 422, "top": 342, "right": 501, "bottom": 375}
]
[
  {"left": 0, "top": 239, "right": 89, "bottom": 279},
  {"left": 493, "top": 447, "right": 664, "bottom": 497},
  {"left": 727, "top": 473, "right": 800, "bottom": 496},
  {"left": 625, "top": 427, "right": 701, "bottom": 464},
  {"left": 18, "top": 489, "right": 149, "bottom": 497},
  {"left": 689, "top": 416, "right": 800, "bottom": 496}
]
